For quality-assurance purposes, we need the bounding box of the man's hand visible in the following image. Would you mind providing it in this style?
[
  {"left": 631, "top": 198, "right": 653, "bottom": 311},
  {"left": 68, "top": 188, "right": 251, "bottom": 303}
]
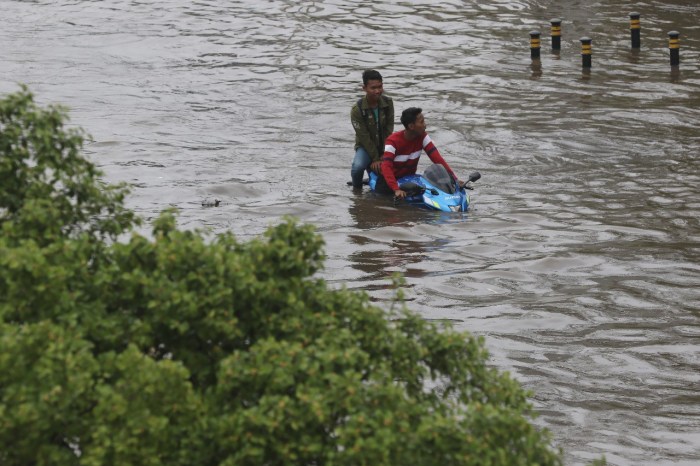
[
  {"left": 394, "top": 189, "right": 406, "bottom": 199},
  {"left": 370, "top": 161, "right": 382, "bottom": 173}
]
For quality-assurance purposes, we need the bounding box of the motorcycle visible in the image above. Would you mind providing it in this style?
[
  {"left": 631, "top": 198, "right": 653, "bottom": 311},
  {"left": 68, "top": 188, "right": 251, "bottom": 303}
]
[{"left": 368, "top": 164, "right": 481, "bottom": 212}]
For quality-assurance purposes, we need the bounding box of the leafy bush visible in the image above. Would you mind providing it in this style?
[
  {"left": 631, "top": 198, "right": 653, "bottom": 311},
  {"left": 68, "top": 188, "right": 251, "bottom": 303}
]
[{"left": 0, "top": 87, "right": 564, "bottom": 465}]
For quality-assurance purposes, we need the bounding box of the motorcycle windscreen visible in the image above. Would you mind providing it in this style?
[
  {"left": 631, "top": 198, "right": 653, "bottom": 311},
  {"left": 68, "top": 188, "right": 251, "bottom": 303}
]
[{"left": 423, "top": 164, "right": 456, "bottom": 194}]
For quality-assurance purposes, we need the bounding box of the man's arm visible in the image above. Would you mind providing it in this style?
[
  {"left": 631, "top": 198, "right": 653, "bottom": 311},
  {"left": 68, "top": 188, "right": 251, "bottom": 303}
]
[
  {"left": 351, "top": 106, "right": 380, "bottom": 162},
  {"left": 381, "top": 142, "right": 402, "bottom": 196},
  {"left": 371, "top": 99, "right": 394, "bottom": 173},
  {"left": 385, "top": 98, "right": 395, "bottom": 136}
]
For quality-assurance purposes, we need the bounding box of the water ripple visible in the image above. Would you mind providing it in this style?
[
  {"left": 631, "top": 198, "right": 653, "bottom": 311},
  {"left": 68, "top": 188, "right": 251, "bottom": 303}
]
[{"left": 2, "top": 0, "right": 700, "bottom": 464}]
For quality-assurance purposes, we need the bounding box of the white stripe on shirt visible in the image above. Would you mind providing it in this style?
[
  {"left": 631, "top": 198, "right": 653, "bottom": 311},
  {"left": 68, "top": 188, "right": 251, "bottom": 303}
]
[{"left": 394, "top": 150, "right": 422, "bottom": 163}]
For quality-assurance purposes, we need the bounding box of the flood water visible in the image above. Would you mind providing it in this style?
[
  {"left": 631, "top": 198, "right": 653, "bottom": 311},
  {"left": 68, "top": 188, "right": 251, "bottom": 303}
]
[{"left": 2, "top": 0, "right": 699, "bottom": 464}]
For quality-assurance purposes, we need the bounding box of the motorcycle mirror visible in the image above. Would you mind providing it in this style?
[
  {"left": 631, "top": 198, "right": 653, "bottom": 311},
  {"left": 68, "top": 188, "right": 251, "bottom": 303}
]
[{"left": 468, "top": 171, "right": 481, "bottom": 183}]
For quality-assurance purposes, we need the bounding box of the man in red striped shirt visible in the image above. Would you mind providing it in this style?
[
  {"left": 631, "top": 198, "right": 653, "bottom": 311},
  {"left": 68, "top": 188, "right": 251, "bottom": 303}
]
[{"left": 380, "top": 107, "right": 460, "bottom": 199}]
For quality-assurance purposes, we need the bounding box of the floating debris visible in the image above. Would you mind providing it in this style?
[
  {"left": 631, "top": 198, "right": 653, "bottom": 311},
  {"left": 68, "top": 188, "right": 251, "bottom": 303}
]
[{"left": 201, "top": 198, "right": 221, "bottom": 207}]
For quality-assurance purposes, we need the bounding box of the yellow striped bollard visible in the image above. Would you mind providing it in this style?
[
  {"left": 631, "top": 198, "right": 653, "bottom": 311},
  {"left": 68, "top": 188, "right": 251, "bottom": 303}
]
[
  {"left": 668, "top": 31, "right": 680, "bottom": 67},
  {"left": 530, "top": 30, "right": 541, "bottom": 60},
  {"left": 580, "top": 37, "right": 592, "bottom": 68},
  {"left": 550, "top": 18, "right": 562, "bottom": 51},
  {"left": 630, "top": 12, "right": 641, "bottom": 49}
]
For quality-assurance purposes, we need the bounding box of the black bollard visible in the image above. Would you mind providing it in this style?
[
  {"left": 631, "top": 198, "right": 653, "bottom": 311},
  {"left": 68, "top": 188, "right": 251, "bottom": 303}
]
[
  {"left": 550, "top": 18, "right": 562, "bottom": 51},
  {"left": 629, "top": 12, "right": 641, "bottom": 49},
  {"left": 580, "top": 37, "right": 592, "bottom": 68},
  {"left": 668, "top": 31, "right": 680, "bottom": 67},
  {"left": 530, "top": 30, "right": 541, "bottom": 60}
]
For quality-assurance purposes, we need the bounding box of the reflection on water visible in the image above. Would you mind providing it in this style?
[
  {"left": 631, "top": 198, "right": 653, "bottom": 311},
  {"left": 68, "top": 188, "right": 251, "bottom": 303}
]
[
  {"left": 345, "top": 193, "right": 459, "bottom": 293},
  {"left": 1, "top": 0, "right": 699, "bottom": 464},
  {"left": 347, "top": 191, "right": 473, "bottom": 230}
]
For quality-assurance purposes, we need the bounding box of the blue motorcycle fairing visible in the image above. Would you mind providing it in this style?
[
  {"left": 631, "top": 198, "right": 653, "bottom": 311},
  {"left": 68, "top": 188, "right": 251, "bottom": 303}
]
[{"left": 368, "top": 166, "right": 470, "bottom": 212}]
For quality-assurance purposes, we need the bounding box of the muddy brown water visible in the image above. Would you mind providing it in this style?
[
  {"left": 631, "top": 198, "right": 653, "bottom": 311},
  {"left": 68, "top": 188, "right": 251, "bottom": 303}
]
[{"left": 2, "top": 1, "right": 699, "bottom": 464}]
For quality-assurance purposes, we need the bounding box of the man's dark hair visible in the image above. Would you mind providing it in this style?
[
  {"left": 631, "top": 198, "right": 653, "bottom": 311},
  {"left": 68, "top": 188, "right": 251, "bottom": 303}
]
[
  {"left": 400, "top": 107, "right": 422, "bottom": 128},
  {"left": 362, "top": 69, "right": 383, "bottom": 86}
]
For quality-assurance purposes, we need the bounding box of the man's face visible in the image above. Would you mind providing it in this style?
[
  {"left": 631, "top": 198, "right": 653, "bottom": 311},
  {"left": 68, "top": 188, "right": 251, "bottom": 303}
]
[
  {"left": 411, "top": 113, "right": 426, "bottom": 133},
  {"left": 363, "top": 79, "right": 383, "bottom": 101}
]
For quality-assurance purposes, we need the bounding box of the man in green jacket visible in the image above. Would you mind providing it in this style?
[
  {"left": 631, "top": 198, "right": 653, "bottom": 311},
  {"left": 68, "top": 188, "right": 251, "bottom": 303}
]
[{"left": 350, "top": 69, "right": 394, "bottom": 189}]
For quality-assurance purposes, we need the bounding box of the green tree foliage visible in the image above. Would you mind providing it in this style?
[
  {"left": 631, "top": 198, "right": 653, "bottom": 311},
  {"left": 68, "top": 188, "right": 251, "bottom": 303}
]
[
  {"left": 0, "top": 86, "right": 137, "bottom": 247},
  {"left": 0, "top": 87, "right": 565, "bottom": 465}
]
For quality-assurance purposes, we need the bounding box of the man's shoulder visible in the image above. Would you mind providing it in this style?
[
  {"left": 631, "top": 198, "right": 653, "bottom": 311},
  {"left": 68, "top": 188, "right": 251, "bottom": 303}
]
[
  {"left": 385, "top": 130, "right": 404, "bottom": 144},
  {"left": 352, "top": 95, "right": 371, "bottom": 112},
  {"left": 350, "top": 99, "right": 363, "bottom": 117}
]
